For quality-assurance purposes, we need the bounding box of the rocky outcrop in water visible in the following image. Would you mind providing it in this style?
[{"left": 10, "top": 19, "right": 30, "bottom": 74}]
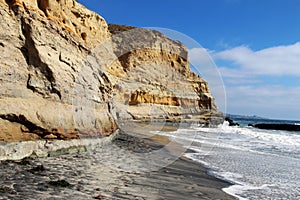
[
  {"left": 224, "top": 117, "right": 239, "bottom": 126},
  {"left": 249, "top": 124, "right": 300, "bottom": 131},
  {"left": 0, "top": 0, "right": 219, "bottom": 142}
]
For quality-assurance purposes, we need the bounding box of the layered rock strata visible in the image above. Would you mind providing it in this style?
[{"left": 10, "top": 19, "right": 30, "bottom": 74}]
[
  {"left": 0, "top": 0, "right": 219, "bottom": 142},
  {"left": 108, "top": 25, "right": 217, "bottom": 122}
]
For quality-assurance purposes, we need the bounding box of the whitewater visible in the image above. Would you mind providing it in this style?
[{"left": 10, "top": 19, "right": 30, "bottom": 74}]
[{"left": 157, "top": 118, "right": 300, "bottom": 200}]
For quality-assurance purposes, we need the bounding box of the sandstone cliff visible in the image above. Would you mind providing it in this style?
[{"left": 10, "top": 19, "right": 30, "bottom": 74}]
[
  {"left": 108, "top": 25, "right": 217, "bottom": 122},
  {"left": 0, "top": 0, "right": 218, "bottom": 142}
]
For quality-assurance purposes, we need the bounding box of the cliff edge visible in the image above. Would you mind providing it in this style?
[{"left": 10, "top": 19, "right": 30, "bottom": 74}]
[{"left": 0, "top": 0, "right": 219, "bottom": 142}]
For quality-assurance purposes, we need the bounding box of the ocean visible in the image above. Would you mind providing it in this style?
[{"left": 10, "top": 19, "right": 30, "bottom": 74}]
[{"left": 158, "top": 117, "right": 300, "bottom": 200}]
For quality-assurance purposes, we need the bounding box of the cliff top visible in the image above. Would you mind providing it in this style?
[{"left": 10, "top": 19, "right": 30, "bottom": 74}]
[{"left": 1, "top": 0, "right": 110, "bottom": 47}]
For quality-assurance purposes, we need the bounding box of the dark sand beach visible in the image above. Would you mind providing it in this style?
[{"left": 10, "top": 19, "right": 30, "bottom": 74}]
[
  {"left": 110, "top": 130, "right": 235, "bottom": 200},
  {"left": 0, "top": 123, "right": 235, "bottom": 200}
]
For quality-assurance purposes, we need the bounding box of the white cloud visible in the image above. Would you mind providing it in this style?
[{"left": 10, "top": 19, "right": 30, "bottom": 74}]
[
  {"left": 188, "top": 48, "right": 222, "bottom": 85},
  {"left": 214, "top": 42, "right": 300, "bottom": 76},
  {"left": 218, "top": 67, "right": 249, "bottom": 78},
  {"left": 225, "top": 85, "right": 300, "bottom": 120},
  {"left": 189, "top": 47, "right": 214, "bottom": 67},
  {"left": 189, "top": 44, "right": 300, "bottom": 119}
]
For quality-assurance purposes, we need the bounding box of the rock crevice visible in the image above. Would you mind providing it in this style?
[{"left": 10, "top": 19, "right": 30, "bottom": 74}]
[
  {"left": 21, "top": 18, "right": 61, "bottom": 99},
  {"left": 0, "top": 114, "right": 46, "bottom": 134}
]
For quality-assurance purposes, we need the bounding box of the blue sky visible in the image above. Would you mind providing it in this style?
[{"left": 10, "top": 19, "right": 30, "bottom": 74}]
[{"left": 78, "top": 0, "right": 300, "bottom": 120}]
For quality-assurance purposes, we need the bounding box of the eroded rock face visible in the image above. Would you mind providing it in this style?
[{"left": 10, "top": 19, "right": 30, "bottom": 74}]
[
  {"left": 0, "top": 0, "right": 116, "bottom": 141},
  {"left": 0, "top": 1, "right": 219, "bottom": 142},
  {"left": 2, "top": 0, "right": 109, "bottom": 46},
  {"left": 107, "top": 25, "right": 218, "bottom": 122}
]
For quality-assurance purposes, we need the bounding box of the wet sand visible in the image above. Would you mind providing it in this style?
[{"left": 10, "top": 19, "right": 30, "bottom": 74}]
[
  {"left": 111, "top": 131, "right": 235, "bottom": 200},
  {"left": 0, "top": 123, "right": 235, "bottom": 200}
]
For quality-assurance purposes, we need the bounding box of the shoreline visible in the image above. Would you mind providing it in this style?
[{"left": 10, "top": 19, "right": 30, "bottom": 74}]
[
  {"left": 0, "top": 122, "right": 236, "bottom": 199},
  {"left": 114, "top": 123, "right": 236, "bottom": 200}
]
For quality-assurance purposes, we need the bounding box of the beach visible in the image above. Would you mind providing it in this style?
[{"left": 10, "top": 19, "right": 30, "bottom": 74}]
[
  {"left": 111, "top": 130, "right": 235, "bottom": 200},
  {"left": 0, "top": 123, "right": 235, "bottom": 200}
]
